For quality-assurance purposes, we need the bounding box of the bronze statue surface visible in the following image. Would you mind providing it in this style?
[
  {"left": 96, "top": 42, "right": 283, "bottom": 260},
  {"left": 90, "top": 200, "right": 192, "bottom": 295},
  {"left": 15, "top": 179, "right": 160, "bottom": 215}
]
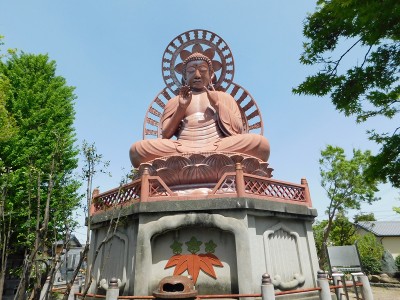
[
  {"left": 130, "top": 52, "right": 269, "bottom": 168},
  {"left": 129, "top": 30, "right": 271, "bottom": 187}
]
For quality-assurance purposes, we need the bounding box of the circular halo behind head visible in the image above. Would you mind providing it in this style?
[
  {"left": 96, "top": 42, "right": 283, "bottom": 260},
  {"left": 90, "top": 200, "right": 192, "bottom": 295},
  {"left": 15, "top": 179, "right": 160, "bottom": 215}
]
[{"left": 162, "top": 29, "right": 235, "bottom": 94}]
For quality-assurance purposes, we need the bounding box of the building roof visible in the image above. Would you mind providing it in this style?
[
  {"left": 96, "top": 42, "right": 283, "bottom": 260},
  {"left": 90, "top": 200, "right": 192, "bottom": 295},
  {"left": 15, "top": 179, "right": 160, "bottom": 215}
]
[
  {"left": 356, "top": 221, "right": 400, "bottom": 237},
  {"left": 54, "top": 235, "right": 82, "bottom": 247}
]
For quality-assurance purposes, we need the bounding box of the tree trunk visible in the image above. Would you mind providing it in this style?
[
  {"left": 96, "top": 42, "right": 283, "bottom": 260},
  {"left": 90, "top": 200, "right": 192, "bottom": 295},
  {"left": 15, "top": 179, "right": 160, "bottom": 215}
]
[
  {"left": 62, "top": 244, "right": 89, "bottom": 300},
  {"left": 319, "top": 212, "right": 335, "bottom": 269},
  {"left": 0, "top": 208, "right": 11, "bottom": 298},
  {"left": 0, "top": 169, "right": 12, "bottom": 298},
  {"left": 0, "top": 234, "right": 9, "bottom": 298}
]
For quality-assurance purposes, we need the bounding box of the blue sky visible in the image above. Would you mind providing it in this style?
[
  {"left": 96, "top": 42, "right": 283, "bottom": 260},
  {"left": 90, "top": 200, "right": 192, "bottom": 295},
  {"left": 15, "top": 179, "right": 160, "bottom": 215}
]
[{"left": 1, "top": 1, "right": 398, "bottom": 242}]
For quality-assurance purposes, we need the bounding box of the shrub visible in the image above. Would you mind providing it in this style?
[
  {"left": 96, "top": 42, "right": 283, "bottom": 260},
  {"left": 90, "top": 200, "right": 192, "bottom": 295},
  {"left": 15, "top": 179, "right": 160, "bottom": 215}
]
[
  {"left": 356, "top": 233, "right": 384, "bottom": 274},
  {"left": 361, "top": 255, "right": 382, "bottom": 275},
  {"left": 357, "top": 233, "right": 384, "bottom": 260},
  {"left": 395, "top": 255, "right": 400, "bottom": 271}
]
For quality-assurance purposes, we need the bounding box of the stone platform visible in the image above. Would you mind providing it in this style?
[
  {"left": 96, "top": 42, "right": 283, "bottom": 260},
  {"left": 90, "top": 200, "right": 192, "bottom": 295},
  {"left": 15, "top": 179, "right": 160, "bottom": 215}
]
[{"left": 87, "top": 166, "right": 319, "bottom": 297}]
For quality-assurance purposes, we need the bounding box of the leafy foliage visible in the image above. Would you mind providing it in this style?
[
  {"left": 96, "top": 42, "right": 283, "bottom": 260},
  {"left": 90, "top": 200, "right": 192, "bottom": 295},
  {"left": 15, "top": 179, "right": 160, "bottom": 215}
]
[
  {"left": 360, "top": 255, "right": 382, "bottom": 275},
  {"left": 329, "top": 214, "right": 359, "bottom": 246},
  {"left": 354, "top": 213, "right": 376, "bottom": 223},
  {"left": 320, "top": 146, "right": 379, "bottom": 215},
  {"left": 312, "top": 220, "right": 328, "bottom": 265},
  {"left": 395, "top": 255, "right": 400, "bottom": 271},
  {"left": 357, "top": 233, "right": 384, "bottom": 275},
  {"left": 294, "top": 0, "right": 400, "bottom": 188},
  {"left": 313, "top": 214, "right": 359, "bottom": 268},
  {"left": 0, "top": 49, "right": 80, "bottom": 299},
  {"left": 314, "top": 216, "right": 384, "bottom": 274},
  {"left": 316, "top": 145, "right": 379, "bottom": 266},
  {"left": 0, "top": 52, "right": 80, "bottom": 249},
  {"left": 0, "top": 75, "right": 17, "bottom": 142}
]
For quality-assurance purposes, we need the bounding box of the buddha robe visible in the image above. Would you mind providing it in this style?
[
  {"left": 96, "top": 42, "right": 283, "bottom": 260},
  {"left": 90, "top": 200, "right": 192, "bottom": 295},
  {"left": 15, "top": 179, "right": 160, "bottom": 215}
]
[{"left": 129, "top": 91, "right": 270, "bottom": 168}]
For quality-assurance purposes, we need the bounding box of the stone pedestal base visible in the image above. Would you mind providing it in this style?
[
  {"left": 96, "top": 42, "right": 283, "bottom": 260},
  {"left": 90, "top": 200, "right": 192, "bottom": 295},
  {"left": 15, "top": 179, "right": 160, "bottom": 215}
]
[{"left": 87, "top": 197, "right": 319, "bottom": 297}]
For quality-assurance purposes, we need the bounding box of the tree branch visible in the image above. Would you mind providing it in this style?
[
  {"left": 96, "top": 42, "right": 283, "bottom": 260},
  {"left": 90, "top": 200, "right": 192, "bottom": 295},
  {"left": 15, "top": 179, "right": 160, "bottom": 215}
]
[
  {"left": 360, "top": 45, "right": 373, "bottom": 68},
  {"left": 329, "top": 38, "right": 362, "bottom": 75}
]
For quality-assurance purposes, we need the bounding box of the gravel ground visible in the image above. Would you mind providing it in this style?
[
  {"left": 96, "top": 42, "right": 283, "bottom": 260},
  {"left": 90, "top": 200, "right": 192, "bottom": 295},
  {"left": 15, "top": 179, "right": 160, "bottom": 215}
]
[
  {"left": 371, "top": 285, "right": 400, "bottom": 300},
  {"left": 346, "top": 285, "right": 400, "bottom": 300}
]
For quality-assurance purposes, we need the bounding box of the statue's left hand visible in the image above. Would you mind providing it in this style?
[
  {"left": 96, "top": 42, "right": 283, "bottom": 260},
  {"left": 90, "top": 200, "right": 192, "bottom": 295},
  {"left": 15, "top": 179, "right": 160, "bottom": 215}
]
[{"left": 205, "top": 87, "right": 219, "bottom": 109}]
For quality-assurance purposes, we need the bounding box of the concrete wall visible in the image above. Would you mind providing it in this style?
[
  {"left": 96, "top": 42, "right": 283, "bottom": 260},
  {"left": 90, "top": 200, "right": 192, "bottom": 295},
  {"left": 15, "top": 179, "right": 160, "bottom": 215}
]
[
  {"left": 381, "top": 237, "right": 400, "bottom": 258},
  {"left": 87, "top": 197, "right": 319, "bottom": 297},
  {"left": 87, "top": 219, "right": 138, "bottom": 295},
  {"left": 151, "top": 227, "right": 238, "bottom": 294},
  {"left": 247, "top": 215, "right": 319, "bottom": 291}
]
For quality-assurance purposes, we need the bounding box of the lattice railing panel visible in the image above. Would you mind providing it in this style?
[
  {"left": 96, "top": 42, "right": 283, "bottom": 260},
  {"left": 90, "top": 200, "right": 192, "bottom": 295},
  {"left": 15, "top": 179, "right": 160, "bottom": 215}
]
[
  {"left": 93, "top": 181, "right": 141, "bottom": 211},
  {"left": 149, "top": 179, "right": 172, "bottom": 197},
  {"left": 244, "top": 176, "right": 306, "bottom": 202},
  {"left": 215, "top": 175, "right": 237, "bottom": 194},
  {"left": 92, "top": 173, "right": 309, "bottom": 214}
]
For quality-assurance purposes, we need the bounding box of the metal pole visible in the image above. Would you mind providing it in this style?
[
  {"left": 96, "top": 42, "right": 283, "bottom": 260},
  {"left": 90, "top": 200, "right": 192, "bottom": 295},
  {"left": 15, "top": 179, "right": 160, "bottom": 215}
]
[
  {"left": 106, "top": 278, "right": 120, "bottom": 300},
  {"left": 261, "top": 274, "right": 275, "bottom": 300},
  {"left": 316, "top": 270, "right": 331, "bottom": 300}
]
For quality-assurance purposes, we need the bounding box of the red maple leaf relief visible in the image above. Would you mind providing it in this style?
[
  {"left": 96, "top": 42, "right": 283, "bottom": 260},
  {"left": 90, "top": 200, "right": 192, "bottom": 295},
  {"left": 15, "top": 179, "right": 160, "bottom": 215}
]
[{"left": 165, "top": 253, "right": 223, "bottom": 284}]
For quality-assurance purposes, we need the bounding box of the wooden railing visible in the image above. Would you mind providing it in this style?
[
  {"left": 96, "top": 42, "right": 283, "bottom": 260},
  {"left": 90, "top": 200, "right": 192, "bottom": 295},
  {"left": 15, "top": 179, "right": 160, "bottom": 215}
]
[{"left": 90, "top": 163, "right": 312, "bottom": 215}]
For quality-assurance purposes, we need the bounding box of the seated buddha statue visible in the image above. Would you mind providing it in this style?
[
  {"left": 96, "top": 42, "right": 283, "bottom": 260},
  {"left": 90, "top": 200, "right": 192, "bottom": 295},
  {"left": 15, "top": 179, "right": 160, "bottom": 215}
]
[{"left": 129, "top": 52, "right": 270, "bottom": 168}]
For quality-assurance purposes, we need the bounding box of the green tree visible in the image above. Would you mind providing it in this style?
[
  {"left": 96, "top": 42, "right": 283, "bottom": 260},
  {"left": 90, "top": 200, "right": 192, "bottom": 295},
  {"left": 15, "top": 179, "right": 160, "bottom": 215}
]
[
  {"left": 0, "top": 75, "right": 17, "bottom": 142},
  {"left": 0, "top": 36, "right": 17, "bottom": 142},
  {"left": 313, "top": 214, "right": 359, "bottom": 268},
  {"left": 0, "top": 51, "right": 80, "bottom": 299},
  {"left": 294, "top": 0, "right": 400, "bottom": 188},
  {"left": 312, "top": 220, "right": 328, "bottom": 264},
  {"left": 354, "top": 212, "right": 376, "bottom": 223},
  {"left": 329, "top": 214, "right": 358, "bottom": 246},
  {"left": 395, "top": 255, "right": 400, "bottom": 271},
  {"left": 317, "top": 145, "right": 379, "bottom": 266},
  {"left": 357, "top": 233, "right": 384, "bottom": 274}
]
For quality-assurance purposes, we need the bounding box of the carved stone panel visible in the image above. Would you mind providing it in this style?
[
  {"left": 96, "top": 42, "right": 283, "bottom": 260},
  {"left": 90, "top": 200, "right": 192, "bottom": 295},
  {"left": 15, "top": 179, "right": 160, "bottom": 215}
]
[
  {"left": 98, "top": 231, "right": 128, "bottom": 291},
  {"left": 151, "top": 227, "right": 238, "bottom": 295},
  {"left": 263, "top": 223, "right": 305, "bottom": 290}
]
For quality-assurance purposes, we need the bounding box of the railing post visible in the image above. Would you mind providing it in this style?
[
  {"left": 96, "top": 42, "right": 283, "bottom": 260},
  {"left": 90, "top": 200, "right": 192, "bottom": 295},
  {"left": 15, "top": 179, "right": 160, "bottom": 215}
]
[
  {"left": 140, "top": 167, "right": 150, "bottom": 202},
  {"left": 261, "top": 273, "right": 275, "bottom": 300},
  {"left": 301, "top": 178, "right": 312, "bottom": 206},
  {"left": 332, "top": 269, "right": 347, "bottom": 300},
  {"left": 317, "top": 270, "right": 331, "bottom": 300},
  {"left": 235, "top": 163, "right": 245, "bottom": 197},
  {"left": 358, "top": 274, "right": 373, "bottom": 300},
  {"left": 105, "top": 278, "right": 119, "bottom": 300},
  {"left": 90, "top": 188, "right": 100, "bottom": 215}
]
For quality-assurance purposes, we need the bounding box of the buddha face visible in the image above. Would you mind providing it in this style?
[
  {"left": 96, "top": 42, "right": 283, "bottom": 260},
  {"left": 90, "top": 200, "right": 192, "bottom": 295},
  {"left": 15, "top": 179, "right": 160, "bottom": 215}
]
[{"left": 185, "top": 60, "right": 212, "bottom": 90}]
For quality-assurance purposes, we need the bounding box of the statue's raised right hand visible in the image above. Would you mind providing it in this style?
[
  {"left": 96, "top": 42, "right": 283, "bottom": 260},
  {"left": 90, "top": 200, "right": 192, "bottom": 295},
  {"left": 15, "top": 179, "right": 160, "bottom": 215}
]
[{"left": 178, "top": 85, "right": 192, "bottom": 108}]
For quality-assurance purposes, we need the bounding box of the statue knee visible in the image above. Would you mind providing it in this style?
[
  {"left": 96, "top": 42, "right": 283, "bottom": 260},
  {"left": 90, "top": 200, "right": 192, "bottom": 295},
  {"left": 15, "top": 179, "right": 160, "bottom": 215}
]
[{"left": 129, "top": 142, "right": 142, "bottom": 168}]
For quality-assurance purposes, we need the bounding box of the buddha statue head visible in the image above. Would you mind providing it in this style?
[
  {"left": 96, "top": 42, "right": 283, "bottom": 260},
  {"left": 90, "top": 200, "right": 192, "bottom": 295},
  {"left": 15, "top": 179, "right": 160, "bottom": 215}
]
[{"left": 182, "top": 53, "right": 215, "bottom": 90}]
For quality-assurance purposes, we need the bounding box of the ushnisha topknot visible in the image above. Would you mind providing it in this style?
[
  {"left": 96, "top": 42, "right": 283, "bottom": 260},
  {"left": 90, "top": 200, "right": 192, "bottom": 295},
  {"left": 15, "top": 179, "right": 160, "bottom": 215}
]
[{"left": 182, "top": 52, "right": 214, "bottom": 79}]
